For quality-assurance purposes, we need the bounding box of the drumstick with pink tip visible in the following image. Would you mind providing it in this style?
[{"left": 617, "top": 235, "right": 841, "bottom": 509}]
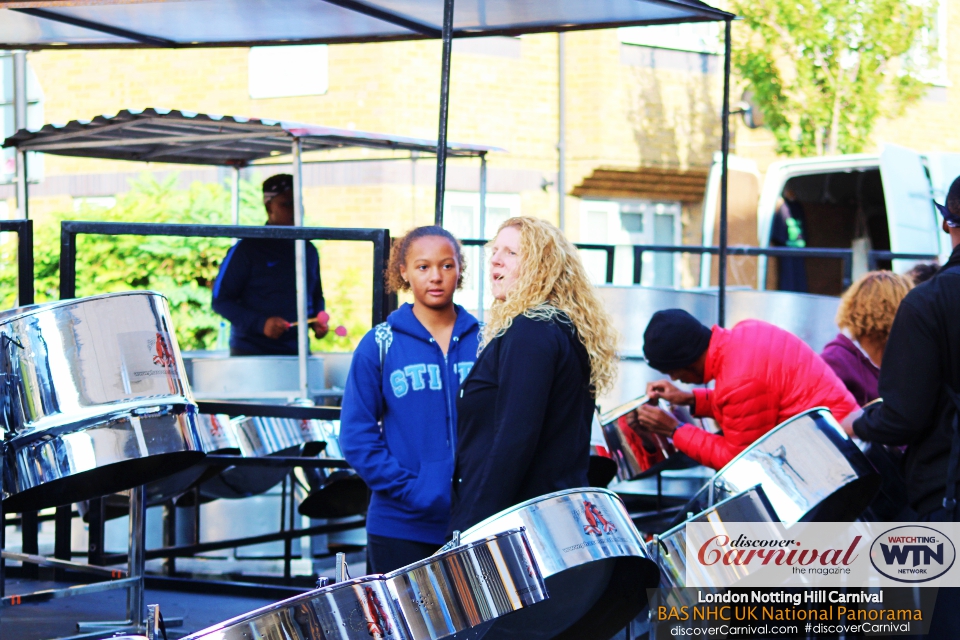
[{"left": 287, "top": 311, "right": 347, "bottom": 336}]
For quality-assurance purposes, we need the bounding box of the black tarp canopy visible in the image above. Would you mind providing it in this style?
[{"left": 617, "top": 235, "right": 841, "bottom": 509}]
[
  {"left": 0, "top": 0, "right": 732, "bottom": 49},
  {"left": 2, "top": 108, "right": 503, "bottom": 165}
]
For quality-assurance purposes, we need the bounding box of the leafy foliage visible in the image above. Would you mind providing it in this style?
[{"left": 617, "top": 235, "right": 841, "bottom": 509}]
[
  {"left": 730, "top": 0, "right": 936, "bottom": 156},
  {"left": 0, "top": 174, "right": 366, "bottom": 353}
]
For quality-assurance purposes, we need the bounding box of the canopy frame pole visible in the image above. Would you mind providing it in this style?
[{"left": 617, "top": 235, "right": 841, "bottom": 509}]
[
  {"left": 231, "top": 166, "right": 241, "bottom": 225},
  {"left": 433, "top": 0, "right": 455, "bottom": 225},
  {"left": 14, "top": 50, "right": 28, "bottom": 220},
  {"left": 477, "top": 151, "right": 487, "bottom": 320},
  {"left": 718, "top": 18, "right": 732, "bottom": 328},
  {"left": 292, "top": 137, "right": 310, "bottom": 402},
  {"left": 558, "top": 33, "right": 566, "bottom": 232}
]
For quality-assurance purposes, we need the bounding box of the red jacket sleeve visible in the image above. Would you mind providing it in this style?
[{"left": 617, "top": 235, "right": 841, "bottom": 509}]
[{"left": 676, "top": 378, "right": 777, "bottom": 469}]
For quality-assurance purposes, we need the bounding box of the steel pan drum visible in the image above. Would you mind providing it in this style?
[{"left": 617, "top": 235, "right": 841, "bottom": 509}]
[
  {"left": 200, "top": 415, "right": 326, "bottom": 499},
  {"left": 599, "top": 396, "right": 697, "bottom": 481},
  {"left": 0, "top": 292, "right": 203, "bottom": 512},
  {"left": 183, "top": 575, "right": 404, "bottom": 640},
  {"left": 678, "top": 407, "right": 880, "bottom": 527},
  {"left": 384, "top": 528, "right": 548, "bottom": 640},
  {"left": 300, "top": 419, "right": 369, "bottom": 519},
  {"left": 654, "top": 485, "right": 781, "bottom": 589},
  {"left": 441, "top": 488, "right": 660, "bottom": 640}
]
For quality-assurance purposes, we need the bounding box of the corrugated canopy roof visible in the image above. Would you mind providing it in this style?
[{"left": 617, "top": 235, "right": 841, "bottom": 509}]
[
  {"left": 0, "top": 0, "right": 732, "bottom": 49},
  {"left": 2, "top": 108, "right": 503, "bottom": 165}
]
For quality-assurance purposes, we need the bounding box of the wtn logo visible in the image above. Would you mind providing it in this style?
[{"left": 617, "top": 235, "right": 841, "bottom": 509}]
[
  {"left": 880, "top": 542, "right": 944, "bottom": 567},
  {"left": 870, "top": 526, "right": 956, "bottom": 583}
]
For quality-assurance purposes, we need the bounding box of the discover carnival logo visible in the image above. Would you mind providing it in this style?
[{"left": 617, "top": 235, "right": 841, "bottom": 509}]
[{"left": 869, "top": 526, "right": 956, "bottom": 583}]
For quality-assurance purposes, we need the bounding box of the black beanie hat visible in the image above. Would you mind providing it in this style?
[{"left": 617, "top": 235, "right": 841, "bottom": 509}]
[{"left": 642, "top": 309, "right": 712, "bottom": 372}]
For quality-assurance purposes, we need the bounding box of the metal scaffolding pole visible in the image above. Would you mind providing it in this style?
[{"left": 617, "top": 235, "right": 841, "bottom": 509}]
[
  {"left": 231, "top": 166, "right": 241, "bottom": 225},
  {"left": 13, "top": 51, "right": 28, "bottom": 220},
  {"left": 292, "top": 138, "right": 309, "bottom": 401},
  {"left": 433, "top": 0, "right": 455, "bottom": 225},
  {"left": 718, "top": 18, "right": 732, "bottom": 328},
  {"left": 477, "top": 152, "right": 487, "bottom": 320},
  {"left": 558, "top": 33, "right": 566, "bottom": 233}
]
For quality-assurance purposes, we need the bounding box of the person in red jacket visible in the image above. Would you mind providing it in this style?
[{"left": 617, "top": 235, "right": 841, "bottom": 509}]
[{"left": 632, "top": 309, "right": 859, "bottom": 470}]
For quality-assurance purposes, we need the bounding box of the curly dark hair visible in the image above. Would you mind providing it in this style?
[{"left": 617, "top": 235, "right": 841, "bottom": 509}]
[{"left": 385, "top": 226, "right": 466, "bottom": 294}]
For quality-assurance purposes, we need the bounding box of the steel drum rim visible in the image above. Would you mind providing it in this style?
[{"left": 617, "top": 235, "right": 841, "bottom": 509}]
[
  {"left": 710, "top": 406, "right": 836, "bottom": 478},
  {"left": 181, "top": 575, "right": 389, "bottom": 639},
  {"left": 458, "top": 487, "right": 623, "bottom": 538},
  {"left": 598, "top": 395, "right": 651, "bottom": 425},
  {"left": 0, "top": 290, "right": 169, "bottom": 324},
  {"left": 390, "top": 527, "right": 529, "bottom": 575},
  {"left": 656, "top": 482, "right": 768, "bottom": 543}
]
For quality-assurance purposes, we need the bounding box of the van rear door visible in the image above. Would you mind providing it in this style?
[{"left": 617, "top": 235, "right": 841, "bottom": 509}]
[
  {"left": 879, "top": 144, "right": 941, "bottom": 272},
  {"left": 925, "top": 151, "right": 960, "bottom": 264}
]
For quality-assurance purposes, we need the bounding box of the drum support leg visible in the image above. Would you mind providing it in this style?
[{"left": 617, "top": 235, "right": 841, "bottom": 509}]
[
  {"left": 87, "top": 497, "right": 105, "bottom": 566},
  {"left": 21, "top": 511, "right": 38, "bottom": 579},
  {"left": 54, "top": 506, "right": 72, "bottom": 581}
]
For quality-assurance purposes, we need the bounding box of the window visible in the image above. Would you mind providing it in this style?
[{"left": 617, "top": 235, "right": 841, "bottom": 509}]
[
  {"left": 579, "top": 199, "right": 681, "bottom": 287},
  {"left": 618, "top": 24, "right": 721, "bottom": 55},
  {"left": 0, "top": 52, "right": 44, "bottom": 186},
  {"left": 248, "top": 45, "right": 328, "bottom": 99},
  {"left": 443, "top": 191, "right": 520, "bottom": 314}
]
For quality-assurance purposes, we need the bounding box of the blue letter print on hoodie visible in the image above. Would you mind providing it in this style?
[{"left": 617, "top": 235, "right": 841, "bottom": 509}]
[{"left": 340, "top": 303, "right": 479, "bottom": 545}]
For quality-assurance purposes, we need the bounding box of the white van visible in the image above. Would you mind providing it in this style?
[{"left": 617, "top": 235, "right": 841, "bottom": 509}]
[{"left": 699, "top": 145, "right": 960, "bottom": 294}]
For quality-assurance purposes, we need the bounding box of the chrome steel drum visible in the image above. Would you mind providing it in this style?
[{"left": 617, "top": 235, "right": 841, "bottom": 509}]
[
  {"left": 299, "top": 419, "right": 369, "bottom": 519},
  {"left": 183, "top": 575, "right": 404, "bottom": 640},
  {"left": 599, "top": 396, "right": 697, "bottom": 481},
  {"left": 654, "top": 485, "right": 781, "bottom": 589},
  {"left": 384, "top": 528, "right": 548, "bottom": 640},
  {"left": 679, "top": 407, "right": 880, "bottom": 527},
  {"left": 441, "top": 488, "right": 660, "bottom": 640},
  {"left": 0, "top": 292, "right": 203, "bottom": 512},
  {"left": 199, "top": 415, "right": 326, "bottom": 499}
]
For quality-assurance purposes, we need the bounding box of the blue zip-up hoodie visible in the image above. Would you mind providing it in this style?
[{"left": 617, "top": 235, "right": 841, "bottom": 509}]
[{"left": 340, "top": 303, "right": 479, "bottom": 545}]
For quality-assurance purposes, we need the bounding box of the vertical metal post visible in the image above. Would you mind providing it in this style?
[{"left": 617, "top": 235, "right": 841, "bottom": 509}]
[
  {"left": 718, "top": 19, "right": 732, "bottom": 328},
  {"left": 87, "top": 497, "right": 105, "bottom": 566},
  {"left": 127, "top": 485, "right": 146, "bottom": 629},
  {"left": 292, "top": 138, "right": 310, "bottom": 402},
  {"left": 433, "top": 0, "right": 456, "bottom": 225},
  {"left": 231, "top": 166, "right": 241, "bottom": 225},
  {"left": 13, "top": 51, "right": 29, "bottom": 221},
  {"left": 17, "top": 219, "right": 34, "bottom": 306},
  {"left": 21, "top": 511, "right": 38, "bottom": 579},
  {"left": 477, "top": 153, "right": 487, "bottom": 320},
  {"left": 557, "top": 33, "right": 566, "bottom": 232},
  {"left": 54, "top": 505, "right": 72, "bottom": 580},
  {"left": 59, "top": 226, "right": 78, "bottom": 300},
  {"left": 373, "top": 230, "right": 394, "bottom": 324}
]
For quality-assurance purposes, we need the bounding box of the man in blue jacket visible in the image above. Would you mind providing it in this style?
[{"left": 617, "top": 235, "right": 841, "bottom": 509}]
[{"left": 212, "top": 174, "right": 326, "bottom": 355}]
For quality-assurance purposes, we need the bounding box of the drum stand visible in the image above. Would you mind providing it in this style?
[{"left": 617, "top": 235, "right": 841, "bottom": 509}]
[{"left": 0, "top": 485, "right": 151, "bottom": 640}]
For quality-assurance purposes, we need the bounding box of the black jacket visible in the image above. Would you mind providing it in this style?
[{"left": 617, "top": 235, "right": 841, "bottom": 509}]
[
  {"left": 854, "top": 244, "right": 960, "bottom": 517},
  {"left": 449, "top": 312, "right": 593, "bottom": 533}
]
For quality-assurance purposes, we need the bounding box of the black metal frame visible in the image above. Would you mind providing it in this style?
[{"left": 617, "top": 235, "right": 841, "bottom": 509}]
[
  {"left": 0, "top": 219, "right": 34, "bottom": 306},
  {"left": 58, "top": 221, "right": 394, "bottom": 326},
  {"left": 77, "top": 401, "right": 361, "bottom": 588},
  {"left": 462, "top": 238, "right": 939, "bottom": 289}
]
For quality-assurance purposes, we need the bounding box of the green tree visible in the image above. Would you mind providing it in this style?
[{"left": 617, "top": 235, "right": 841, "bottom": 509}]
[
  {"left": 0, "top": 174, "right": 366, "bottom": 352},
  {"left": 730, "top": 0, "right": 936, "bottom": 156}
]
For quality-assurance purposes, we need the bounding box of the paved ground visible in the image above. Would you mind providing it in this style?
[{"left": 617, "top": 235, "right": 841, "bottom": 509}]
[{"left": 0, "top": 578, "right": 280, "bottom": 639}]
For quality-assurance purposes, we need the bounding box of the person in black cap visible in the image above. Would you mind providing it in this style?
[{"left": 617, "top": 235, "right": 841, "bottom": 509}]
[
  {"left": 843, "top": 177, "right": 960, "bottom": 638},
  {"left": 631, "top": 309, "right": 858, "bottom": 470},
  {"left": 212, "top": 174, "right": 327, "bottom": 356}
]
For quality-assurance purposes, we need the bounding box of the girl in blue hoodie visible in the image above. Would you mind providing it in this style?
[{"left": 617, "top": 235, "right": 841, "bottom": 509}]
[{"left": 340, "top": 226, "right": 480, "bottom": 573}]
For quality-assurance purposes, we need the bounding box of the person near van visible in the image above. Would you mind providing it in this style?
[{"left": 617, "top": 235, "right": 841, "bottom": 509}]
[
  {"left": 212, "top": 174, "right": 327, "bottom": 355},
  {"left": 633, "top": 309, "right": 859, "bottom": 470},
  {"left": 339, "top": 226, "right": 479, "bottom": 574},
  {"left": 820, "top": 271, "right": 913, "bottom": 405},
  {"left": 770, "top": 187, "right": 809, "bottom": 292},
  {"left": 845, "top": 175, "right": 960, "bottom": 638}
]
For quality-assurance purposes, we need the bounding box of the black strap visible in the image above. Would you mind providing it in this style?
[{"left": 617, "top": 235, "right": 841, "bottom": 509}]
[{"left": 942, "top": 386, "right": 960, "bottom": 513}]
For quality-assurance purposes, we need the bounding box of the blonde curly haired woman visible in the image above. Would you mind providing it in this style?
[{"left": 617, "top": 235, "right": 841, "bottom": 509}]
[
  {"left": 449, "top": 216, "right": 619, "bottom": 533},
  {"left": 821, "top": 270, "right": 913, "bottom": 406}
]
